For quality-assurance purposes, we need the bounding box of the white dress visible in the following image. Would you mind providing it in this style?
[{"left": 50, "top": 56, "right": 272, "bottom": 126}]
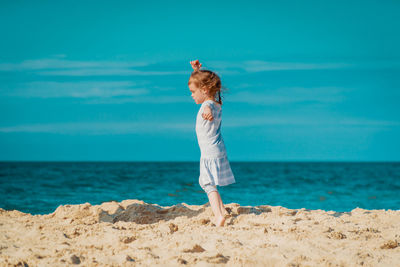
[{"left": 196, "top": 100, "right": 236, "bottom": 187}]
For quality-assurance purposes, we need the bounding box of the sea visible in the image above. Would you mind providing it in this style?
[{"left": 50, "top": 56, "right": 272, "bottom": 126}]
[{"left": 0, "top": 161, "right": 399, "bottom": 215}]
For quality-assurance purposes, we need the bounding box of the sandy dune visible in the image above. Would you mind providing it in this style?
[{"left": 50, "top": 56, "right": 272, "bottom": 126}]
[{"left": 0, "top": 199, "right": 399, "bottom": 266}]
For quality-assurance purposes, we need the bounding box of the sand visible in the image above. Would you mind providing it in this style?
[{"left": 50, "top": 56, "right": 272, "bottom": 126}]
[{"left": 0, "top": 199, "right": 399, "bottom": 266}]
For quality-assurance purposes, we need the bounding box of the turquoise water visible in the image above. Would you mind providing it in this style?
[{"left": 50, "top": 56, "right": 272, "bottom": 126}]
[{"left": 1, "top": 161, "right": 399, "bottom": 215}]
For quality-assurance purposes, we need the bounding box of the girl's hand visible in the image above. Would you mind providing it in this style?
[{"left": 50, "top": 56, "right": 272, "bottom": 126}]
[
  {"left": 202, "top": 106, "right": 214, "bottom": 121},
  {"left": 190, "top": 60, "right": 202, "bottom": 71}
]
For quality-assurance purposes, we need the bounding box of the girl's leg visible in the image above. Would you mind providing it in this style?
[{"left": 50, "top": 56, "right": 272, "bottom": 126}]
[
  {"left": 201, "top": 182, "right": 227, "bottom": 226},
  {"left": 207, "top": 190, "right": 226, "bottom": 227},
  {"left": 217, "top": 191, "right": 228, "bottom": 216}
]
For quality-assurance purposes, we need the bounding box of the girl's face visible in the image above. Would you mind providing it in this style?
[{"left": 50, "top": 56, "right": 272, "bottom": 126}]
[{"left": 189, "top": 83, "right": 208, "bottom": 104}]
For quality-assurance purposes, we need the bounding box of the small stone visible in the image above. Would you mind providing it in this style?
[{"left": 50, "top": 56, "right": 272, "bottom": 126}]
[
  {"left": 258, "top": 206, "right": 272, "bottom": 212},
  {"left": 71, "top": 254, "right": 81, "bottom": 264},
  {"left": 15, "top": 261, "right": 29, "bottom": 267},
  {"left": 207, "top": 253, "right": 230, "bottom": 264},
  {"left": 121, "top": 236, "right": 136, "bottom": 244},
  {"left": 380, "top": 240, "right": 398, "bottom": 249},
  {"left": 169, "top": 223, "right": 178, "bottom": 233},
  {"left": 237, "top": 207, "right": 262, "bottom": 215},
  {"left": 126, "top": 255, "right": 135, "bottom": 262},
  {"left": 183, "top": 244, "right": 206, "bottom": 253},
  {"left": 177, "top": 258, "right": 188, "bottom": 264},
  {"left": 287, "top": 210, "right": 297, "bottom": 216},
  {"left": 329, "top": 232, "right": 347, "bottom": 239},
  {"left": 200, "top": 219, "right": 210, "bottom": 225}
]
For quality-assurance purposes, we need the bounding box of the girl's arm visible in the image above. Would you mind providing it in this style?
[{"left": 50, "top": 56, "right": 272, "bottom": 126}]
[{"left": 202, "top": 105, "right": 214, "bottom": 121}]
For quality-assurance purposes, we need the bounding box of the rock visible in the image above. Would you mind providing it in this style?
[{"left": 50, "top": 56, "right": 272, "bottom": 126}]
[
  {"left": 329, "top": 232, "right": 347, "bottom": 239},
  {"left": 71, "top": 254, "right": 81, "bottom": 264},
  {"left": 237, "top": 206, "right": 262, "bottom": 215},
  {"left": 257, "top": 206, "right": 272, "bottom": 213},
  {"left": 169, "top": 223, "right": 178, "bottom": 233},
  {"left": 287, "top": 210, "right": 298, "bottom": 216},
  {"left": 200, "top": 219, "right": 210, "bottom": 225},
  {"left": 225, "top": 207, "right": 232, "bottom": 214},
  {"left": 63, "top": 233, "right": 70, "bottom": 239},
  {"left": 15, "top": 261, "right": 29, "bottom": 267},
  {"left": 120, "top": 236, "right": 136, "bottom": 244},
  {"left": 97, "top": 202, "right": 125, "bottom": 223},
  {"left": 380, "top": 240, "right": 399, "bottom": 249},
  {"left": 183, "top": 244, "right": 205, "bottom": 253},
  {"left": 126, "top": 255, "right": 135, "bottom": 262},
  {"left": 206, "top": 253, "right": 230, "bottom": 264},
  {"left": 177, "top": 258, "right": 188, "bottom": 264}
]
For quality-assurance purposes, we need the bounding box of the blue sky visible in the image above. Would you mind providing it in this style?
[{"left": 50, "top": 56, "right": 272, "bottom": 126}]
[{"left": 0, "top": 0, "right": 399, "bottom": 161}]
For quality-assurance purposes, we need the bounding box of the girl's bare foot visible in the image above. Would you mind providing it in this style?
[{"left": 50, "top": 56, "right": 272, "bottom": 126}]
[
  {"left": 215, "top": 215, "right": 226, "bottom": 227},
  {"left": 223, "top": 208, "right": 228, "bottom": 217}
]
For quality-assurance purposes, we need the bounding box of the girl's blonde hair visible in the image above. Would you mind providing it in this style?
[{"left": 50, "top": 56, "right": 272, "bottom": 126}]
[{"left": 188, "top": 69, "right": 226, "bottom": 105}]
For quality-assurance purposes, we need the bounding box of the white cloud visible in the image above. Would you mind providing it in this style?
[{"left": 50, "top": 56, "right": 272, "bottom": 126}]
[
  {"left": 5, "top": 81, "right": 149, "bottom": 98},
  {"left": 0, "top": 58, "right": 188, "bottom": 76},
  {"left": 208, "top": 60, "right": 400, "bottom": 73},
  {"left": 83, "top": 95, "right": 192, "bottom": 104},
  {"left": 243, "top": 60, "right": 352, "bottom": 72},
  {"left": 1, "top": 58, "right": 399, "bottom": 77},
  {"left": 0, "top": 58, "right": 150, "bottom": 71},
  {"left": 226, "top": 86, "right": 347, "bottom": 105},
  {"left": 222, "top": 116, "right": 400, "bottom": 128},
  {"left": 0, "top": 122, "right": 194, "bottom": 135},
  {"left": 36, "top": 69, "right": 187, "bottom": 76},
  {"left": 209, "top": 60, "right": 353, "bottom": 73}
]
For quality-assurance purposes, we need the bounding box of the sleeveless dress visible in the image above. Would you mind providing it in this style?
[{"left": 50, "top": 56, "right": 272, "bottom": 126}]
[{"left": 196, "top": 100, "right": 236, "bottom": 187}]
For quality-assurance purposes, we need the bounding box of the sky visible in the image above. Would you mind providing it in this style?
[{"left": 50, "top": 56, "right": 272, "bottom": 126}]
[{"left": 0, "top": 0, "right": 399, "bottom": 161}]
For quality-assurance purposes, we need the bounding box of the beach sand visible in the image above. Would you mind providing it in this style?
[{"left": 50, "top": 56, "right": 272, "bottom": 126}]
[{"left": 0, "top": 199, "right": 399, "bottom": 266}]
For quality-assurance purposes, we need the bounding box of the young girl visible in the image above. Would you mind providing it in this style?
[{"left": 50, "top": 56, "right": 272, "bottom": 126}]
[{"left": 188, "top": 59, "right": 236, "bottom": 227}]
